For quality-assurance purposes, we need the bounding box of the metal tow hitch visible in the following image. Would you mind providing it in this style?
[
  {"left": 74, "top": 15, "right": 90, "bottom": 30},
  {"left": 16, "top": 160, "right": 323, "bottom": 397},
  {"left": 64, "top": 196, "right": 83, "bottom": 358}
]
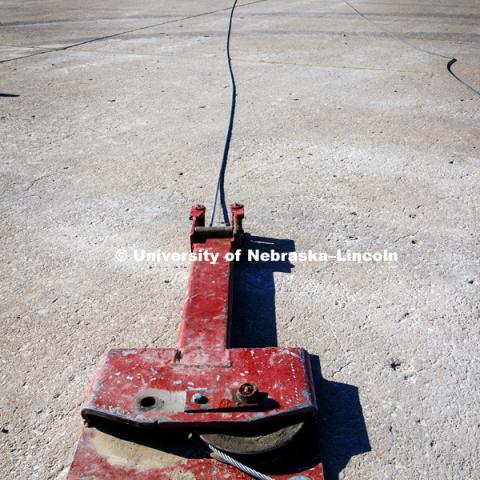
[{"left": 68, "top": 204, "right": 324, "bottom": 479}]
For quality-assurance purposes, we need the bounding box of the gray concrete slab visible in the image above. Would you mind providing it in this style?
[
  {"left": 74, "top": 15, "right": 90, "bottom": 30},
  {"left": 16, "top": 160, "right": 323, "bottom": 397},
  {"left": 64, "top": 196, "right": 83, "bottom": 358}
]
[{"left": 0, "top": 0, "right": 479, "bottom": 479}]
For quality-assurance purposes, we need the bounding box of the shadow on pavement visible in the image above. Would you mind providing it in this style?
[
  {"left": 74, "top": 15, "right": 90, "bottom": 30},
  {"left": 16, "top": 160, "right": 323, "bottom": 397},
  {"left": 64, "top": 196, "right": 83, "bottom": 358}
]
[{"left": 232, "top": 234, "right": 371, "bottom": 479}]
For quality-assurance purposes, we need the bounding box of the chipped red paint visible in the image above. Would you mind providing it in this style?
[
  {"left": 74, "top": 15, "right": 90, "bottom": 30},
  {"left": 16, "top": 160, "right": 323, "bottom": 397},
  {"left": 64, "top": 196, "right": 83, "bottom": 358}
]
[
  {"left": 82, "top": 346, "right": 315, "bottom": 426},
  {"left": 68, "top": 205, "right": 323, "bottom": 479}
]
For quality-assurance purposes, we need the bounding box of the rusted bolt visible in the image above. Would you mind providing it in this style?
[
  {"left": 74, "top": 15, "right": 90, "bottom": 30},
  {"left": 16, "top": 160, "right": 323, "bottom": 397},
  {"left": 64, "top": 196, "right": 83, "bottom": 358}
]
[
  {"left": 236, "top": 383, "right": 258, "bottom": 403},
  {"left": 192, "top": 392, "right": 208, "bottom": 404},
  {"left": 194, "top": 204, "right": 205, "bottom": 210},
  {"left": 232, "top": 203, "right": 243, "bottom": 208}
]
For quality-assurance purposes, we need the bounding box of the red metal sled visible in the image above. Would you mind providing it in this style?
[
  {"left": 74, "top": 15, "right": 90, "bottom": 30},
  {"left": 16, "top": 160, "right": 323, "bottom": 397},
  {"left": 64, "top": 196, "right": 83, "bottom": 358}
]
[{"left": 68, "top": 204, "right": 324, "bottom": 479}]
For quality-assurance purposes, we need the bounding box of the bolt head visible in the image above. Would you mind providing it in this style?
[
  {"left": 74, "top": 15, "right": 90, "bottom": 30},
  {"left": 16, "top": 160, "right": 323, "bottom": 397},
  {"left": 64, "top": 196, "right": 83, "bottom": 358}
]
[{"left": 236, "top": 383, "right": 258, "bottom": 403}]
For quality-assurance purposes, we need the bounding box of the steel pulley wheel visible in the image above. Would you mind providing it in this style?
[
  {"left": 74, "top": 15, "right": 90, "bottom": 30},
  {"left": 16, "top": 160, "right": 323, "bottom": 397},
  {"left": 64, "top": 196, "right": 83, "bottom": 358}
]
[{"left": 198, "top": 420, "right": 306, "bottom": 456}]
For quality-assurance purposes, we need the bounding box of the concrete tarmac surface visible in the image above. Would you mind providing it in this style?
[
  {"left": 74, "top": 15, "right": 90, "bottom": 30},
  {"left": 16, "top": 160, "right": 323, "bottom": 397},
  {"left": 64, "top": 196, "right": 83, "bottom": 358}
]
[{"left": 1, "top": 0, "right": 479, "bottom": 479}]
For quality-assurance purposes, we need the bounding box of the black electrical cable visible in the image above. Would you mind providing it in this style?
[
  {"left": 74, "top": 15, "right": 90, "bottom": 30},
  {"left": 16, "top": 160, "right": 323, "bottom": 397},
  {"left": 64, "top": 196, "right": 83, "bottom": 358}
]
[
  {"left": 209, "top": 0, "right": 238, "bottom": 227},
  {"left": 447, "top": 58, "right": 480, "bottom": 97},
  {"left": 342, "top": 0, "right": 480, "bottom": 98},
  {"left": 1, "top": 0, "right": 265, "bottom": 229}
]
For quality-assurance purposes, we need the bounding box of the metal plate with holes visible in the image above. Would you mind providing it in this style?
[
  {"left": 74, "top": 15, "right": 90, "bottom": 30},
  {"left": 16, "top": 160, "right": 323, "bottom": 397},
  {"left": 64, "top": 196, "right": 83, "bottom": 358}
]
[{"left": 82, "top": 347, "right": 316, "bottom": 428}]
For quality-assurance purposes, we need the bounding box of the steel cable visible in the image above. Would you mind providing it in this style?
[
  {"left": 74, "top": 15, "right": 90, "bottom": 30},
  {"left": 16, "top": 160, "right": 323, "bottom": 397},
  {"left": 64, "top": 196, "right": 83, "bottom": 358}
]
[
  {"left": 209, "top": 0, "right": 238, "bottom": 226},
  {"left": 208, "top": 444, "right": 274, "bottom": 480}
]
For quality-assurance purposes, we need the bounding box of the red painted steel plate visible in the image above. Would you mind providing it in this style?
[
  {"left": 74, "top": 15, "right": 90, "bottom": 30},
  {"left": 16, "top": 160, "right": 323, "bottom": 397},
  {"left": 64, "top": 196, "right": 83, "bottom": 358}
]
[{"left": 82, "top": 347, "right": 316, "bottom": 427}]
